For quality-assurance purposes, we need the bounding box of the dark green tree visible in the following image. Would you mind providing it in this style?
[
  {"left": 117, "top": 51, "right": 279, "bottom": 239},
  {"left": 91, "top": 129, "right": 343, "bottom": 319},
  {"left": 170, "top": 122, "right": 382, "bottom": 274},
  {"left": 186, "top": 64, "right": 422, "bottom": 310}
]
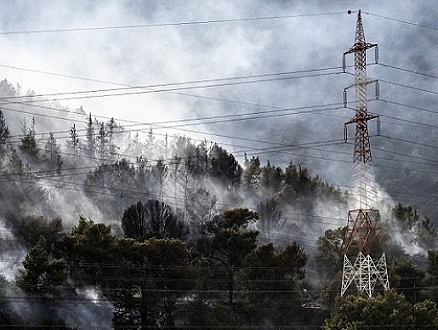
[
  {"left": 122, "top": 199, "right": 189, "bottom": 241},
  {"left": 84, "top": 113, "right": 95, "bottom": 161},
  {"left": 112, "top": 237, "right": 196, "bottom": 329},
  {"left": 96, "top": 122, "right": 108, "bottom": 165},
  {"left": 17, "top": 235, "right": 68, "bottom": 295},
  {"left": 209, "top": 143, "right": 242, "bottom": 195},
  {"left": 19, "top": 128, "right": 38, "bottom": 159},
  {"left": 241, "top": 242, "right": 308, "bottom": 327},
  {"left": 323, "top": 290, "right": 438, "bottom": 330},
  {"left": 389, "top": 256, "right": 425, "bottom": 304},
  {"left": 8, "top": 148, "right": 24, "bottom": 174},
  {"left": 256, "top": 198, "right": 284, "bottom": 243},
  {"left": 15, "top": 215, "right": 64, "bottom": 250},
  {"left": 315, "top": 227, "right": 346, "bottom": 282},
  {"left": 393, "top": 203, "right": 419, "bottom": 231},
  {"left": 260, "top": 160, "right": 284, "bottom": 196},
  {"left": 106, "top": 117, "right": 118, "bottom": 164},
  {"left": 44, "top": 132, "right": 62, "bottom": 173},
  {"left": 67, "top": 217, "right": 117, "bottom": 287},
  {"left": 243, "top": 155, "right": 261, "bottom": 198},
  {"left": 314, "top": 227, "right": 347, "bottom": 308},
  {"left": 416, "top": 216, "right": 437, "bottom": 250},
  {"left": 196, "top": 208, "right": 259, "bottom": 304},
  {"left": 0, "top": 109, "right": 10, "bottom": 155}
]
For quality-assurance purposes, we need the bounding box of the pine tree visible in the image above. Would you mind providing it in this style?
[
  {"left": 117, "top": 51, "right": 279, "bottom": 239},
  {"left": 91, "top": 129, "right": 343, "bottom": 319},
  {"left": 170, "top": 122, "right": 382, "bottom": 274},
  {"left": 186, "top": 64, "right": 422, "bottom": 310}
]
[
  {"left": 68, "top": 123, "right": 80, "bottom": 154},
  {"left": 19, "top": 128, "right": 38, "bottom": 159},
  {"left": 97, "top": 122, "right": 108, "bottom": 165},
  {"left": 84, "top": 113, "right": 95, "bottom": 162},
  {"left": 0, "top": 109, "right": 10, "bottom": 152},
  {"left": 106, "top": 117, "right": 117, "bottom": 164},
  {"left": 9, "top": 149, "right": 24, "bottom": 174},
  {"left": 45, "top": 132, "right": 60, "bottom": 172}
]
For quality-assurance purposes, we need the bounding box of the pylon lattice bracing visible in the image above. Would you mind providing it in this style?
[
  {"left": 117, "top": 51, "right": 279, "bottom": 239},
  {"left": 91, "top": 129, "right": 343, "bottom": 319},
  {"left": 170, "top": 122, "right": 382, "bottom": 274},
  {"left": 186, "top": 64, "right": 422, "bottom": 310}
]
[{"left": 340, "top": 10, "right": 390, "bottom": 297}]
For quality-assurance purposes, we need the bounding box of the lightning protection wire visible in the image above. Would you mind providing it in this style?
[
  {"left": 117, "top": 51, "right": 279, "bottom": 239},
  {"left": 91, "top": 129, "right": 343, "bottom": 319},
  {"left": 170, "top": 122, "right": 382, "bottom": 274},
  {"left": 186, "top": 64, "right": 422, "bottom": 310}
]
[
  {"left": 0, "top": 11, "right": 346, "bottom": 35},
  {"left": 365, "top": 11, "right": 438, "bottom": 32}
]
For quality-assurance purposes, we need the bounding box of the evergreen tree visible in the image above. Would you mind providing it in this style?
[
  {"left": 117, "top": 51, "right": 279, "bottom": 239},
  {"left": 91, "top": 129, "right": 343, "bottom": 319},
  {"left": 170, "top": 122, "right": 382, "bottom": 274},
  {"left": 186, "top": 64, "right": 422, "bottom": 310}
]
[
  {"left": 84, "top": 113, "right": 95, "bottom": 162},
  {"left": 195, "top": 208, "right": 259, "bottom": 304},
  {"left": 241, "top": 242, "right": 308, "bottom": 327},
  {"left": 9, "top": 148, "right": 23, "bottom": 174},
  {"left": 17, "top": 235, "right": 68, "bottom": 295},
  {"left": 67, "top": 123, "right": 80, "bottom": 158},
  {"left": 97, "top": 122, "right": 108, "bottom": 165},
  {"left": 209, "top": 143, "right": 242, "bottom": 195},
  {"left": 19, "top": 128, "right": 38, "bottom": 159},
  {"left": 121, "top": 199, "right": 188, "bottom": 241},
  {"left": 256, "top": 198, "right": 284, "bottom": 243},
  {"left": 106, "top": 117, "right": 117, "bottom": 164},
  {"left": 44, "top": 132, "right": 61, "bottom": 172},
  {"left": 0, "top": 109, "right": 10, "bottom": 154},
  {"left": 243, "top": 155, "right": 261, "bottom": 197}
]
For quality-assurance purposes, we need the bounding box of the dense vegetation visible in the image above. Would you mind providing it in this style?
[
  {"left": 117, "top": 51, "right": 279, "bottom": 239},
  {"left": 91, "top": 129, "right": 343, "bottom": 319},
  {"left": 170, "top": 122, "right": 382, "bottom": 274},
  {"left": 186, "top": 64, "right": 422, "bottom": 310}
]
[{"left": 1, "top": 79, "right": 438, "bottom": 329}]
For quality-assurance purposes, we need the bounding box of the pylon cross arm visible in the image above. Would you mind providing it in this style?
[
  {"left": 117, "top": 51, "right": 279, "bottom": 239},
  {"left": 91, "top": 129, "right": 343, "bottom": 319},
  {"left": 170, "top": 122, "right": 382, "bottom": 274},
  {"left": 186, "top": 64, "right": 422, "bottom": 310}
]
[{"left": 344, "top": 42, "right": 377, "bottom": 55}]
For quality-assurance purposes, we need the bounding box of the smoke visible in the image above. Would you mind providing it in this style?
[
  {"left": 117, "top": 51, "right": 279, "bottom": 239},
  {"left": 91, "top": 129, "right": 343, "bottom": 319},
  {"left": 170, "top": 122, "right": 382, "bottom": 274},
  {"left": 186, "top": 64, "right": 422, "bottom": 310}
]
[
  {"left": 0, "top": 219, "right": 27, "bottom": 282},
  {"left": 58, "top": 286, "right": 114, "bottom": 330}
]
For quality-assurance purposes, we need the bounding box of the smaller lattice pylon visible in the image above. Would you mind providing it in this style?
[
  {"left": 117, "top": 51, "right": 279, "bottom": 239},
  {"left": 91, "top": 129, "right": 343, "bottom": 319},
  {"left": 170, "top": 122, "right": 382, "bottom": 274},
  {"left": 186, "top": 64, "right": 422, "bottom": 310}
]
[{"left": 340, "top": 10, "right": 389, "bottom": 298}]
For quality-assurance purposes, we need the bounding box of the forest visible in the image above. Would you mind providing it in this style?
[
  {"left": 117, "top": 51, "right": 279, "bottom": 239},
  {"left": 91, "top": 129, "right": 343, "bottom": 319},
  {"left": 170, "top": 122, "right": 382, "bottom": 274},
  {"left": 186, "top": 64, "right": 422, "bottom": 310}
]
[{"left": 0, "top": 78, "right": 438, "bottom": 329}]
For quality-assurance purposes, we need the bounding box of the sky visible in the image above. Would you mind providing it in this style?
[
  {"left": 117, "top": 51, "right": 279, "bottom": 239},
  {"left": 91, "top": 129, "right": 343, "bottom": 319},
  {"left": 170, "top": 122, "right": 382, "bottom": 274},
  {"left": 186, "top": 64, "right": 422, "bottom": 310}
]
[{"left": 0, "top": 0, "right": 437, "bottom": 211}]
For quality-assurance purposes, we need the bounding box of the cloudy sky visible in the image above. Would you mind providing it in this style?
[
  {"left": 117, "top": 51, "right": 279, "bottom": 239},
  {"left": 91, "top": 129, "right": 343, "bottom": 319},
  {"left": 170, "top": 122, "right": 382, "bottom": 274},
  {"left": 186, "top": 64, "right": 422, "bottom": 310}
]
[{"left": 0, "top": 0, "right": 437, "bottom": 207}]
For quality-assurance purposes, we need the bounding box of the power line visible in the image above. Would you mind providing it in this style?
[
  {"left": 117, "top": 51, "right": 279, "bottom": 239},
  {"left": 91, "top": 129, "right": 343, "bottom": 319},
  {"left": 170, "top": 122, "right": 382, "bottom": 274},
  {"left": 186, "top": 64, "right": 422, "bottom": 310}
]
[
  {"left": 377, "top": 63, "right": 438, "bottom": 80},
  {"left": 0, "top": 70, "right": 344, "bottom": 102}
]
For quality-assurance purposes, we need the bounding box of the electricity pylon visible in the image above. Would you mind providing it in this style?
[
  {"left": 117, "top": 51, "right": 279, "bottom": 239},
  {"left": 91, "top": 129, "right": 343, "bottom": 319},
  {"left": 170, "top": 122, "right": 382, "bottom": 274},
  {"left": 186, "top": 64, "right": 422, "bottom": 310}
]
[{"left": 340, "top": 10, "right": 390, "bottom": 297}]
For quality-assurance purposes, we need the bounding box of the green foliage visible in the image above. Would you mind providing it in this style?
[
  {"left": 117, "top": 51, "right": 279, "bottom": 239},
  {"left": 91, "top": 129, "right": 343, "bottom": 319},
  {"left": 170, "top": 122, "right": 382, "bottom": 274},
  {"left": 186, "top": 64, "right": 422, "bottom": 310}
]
[
  {"left": 414, "top": 300, "right": 438, "bottom": 329},
  {"left": 240, "top": 242, "right": 308, "bottom": 326},
  {"left": 15, "top": 215, "right": 64, "bottom": 250},
  {"left": 112, "top": 237, "right": 196, "bottom": 328},
  {"left": 19, "top": 128, "right": 38, "bottom": 158},
  {"left": 187, "top": 300, "right": 254, "bottom": 330},
  {"left": 393, "top": 203, "right": 419, "bottom": 231},
  {"left": 323, "top": 290, "right": 415, "bottom": 330},
  {"left": 256, "top": 198, "right": 284, "bottom": 242},
  {"left": 315, "top": 227, "right": 346, "bottom": 282},
  {"left": 416, "top": 216, "right": 438, "bottom": 250},
  {"left": 8, "top": 148, "right": 24, "bottom": 174},
  {"left": 68, "top": 218, "right": 117, "bottom": 286},
  {"left": 0, "top": 109, "right": 10, "bottom": 155},
  {"left": 121, "top": 199, "right": 188, "bottom": 241},
  {"left": 29, "top": 318, "right": 77, "bottom": 330},
  {"left": 260, "top": 160, "right": 284, "bottom": 196},
  {"left": 17, "top": 236, "right": 68, "bottom": 295},
  {"left": 243, "top": 155, "right": 261, "bottom": 196},
  {"left": 196, "top": 208, "right": 259, "bottom": 304},
  {"left": 209, "top": 143, "right": 242, "bottom": 193},
  {"left": 275, "top": 162, "right": 327, "bottom": 212},
  {"left": 426, "top": 249, "right": 438, "bottom": 301},
  {"left": 389, "top": 256, "right": 425, "bottom": 304}
]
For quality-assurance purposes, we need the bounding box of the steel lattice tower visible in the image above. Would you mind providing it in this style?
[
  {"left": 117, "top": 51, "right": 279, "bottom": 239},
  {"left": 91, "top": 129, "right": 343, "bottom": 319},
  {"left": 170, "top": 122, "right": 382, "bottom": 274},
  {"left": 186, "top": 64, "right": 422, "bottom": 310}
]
[{"left": 340, "top": 10, "right": 390, "bottom": 297}]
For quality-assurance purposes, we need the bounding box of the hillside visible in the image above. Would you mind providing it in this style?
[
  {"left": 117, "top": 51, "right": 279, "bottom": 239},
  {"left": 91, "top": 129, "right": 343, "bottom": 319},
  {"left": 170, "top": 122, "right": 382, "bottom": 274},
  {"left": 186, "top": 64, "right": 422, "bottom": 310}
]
[{"left": 0, "top": 79, "right": 437, "bottom": 328}]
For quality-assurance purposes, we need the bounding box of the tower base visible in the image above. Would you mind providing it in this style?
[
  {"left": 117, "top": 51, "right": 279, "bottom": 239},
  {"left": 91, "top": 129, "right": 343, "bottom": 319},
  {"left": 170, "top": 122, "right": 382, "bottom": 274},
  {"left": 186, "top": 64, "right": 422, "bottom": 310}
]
[{"left": 341, "top": 252, "right": 389, "bottom": 297}]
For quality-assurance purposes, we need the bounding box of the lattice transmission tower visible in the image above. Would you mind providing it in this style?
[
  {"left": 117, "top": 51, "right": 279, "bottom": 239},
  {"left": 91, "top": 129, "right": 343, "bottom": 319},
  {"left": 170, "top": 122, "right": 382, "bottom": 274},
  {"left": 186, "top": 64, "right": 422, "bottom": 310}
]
[{"left": 340, "top": 10, "right": 390, "bottom": 297}]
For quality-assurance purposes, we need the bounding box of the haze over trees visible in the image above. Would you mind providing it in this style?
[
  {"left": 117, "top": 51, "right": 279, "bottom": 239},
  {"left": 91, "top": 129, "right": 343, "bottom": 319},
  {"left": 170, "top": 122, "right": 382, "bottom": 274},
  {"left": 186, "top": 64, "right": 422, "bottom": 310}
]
[{"left": 0, "top": 78, "right": 438, "bottom": 328}]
